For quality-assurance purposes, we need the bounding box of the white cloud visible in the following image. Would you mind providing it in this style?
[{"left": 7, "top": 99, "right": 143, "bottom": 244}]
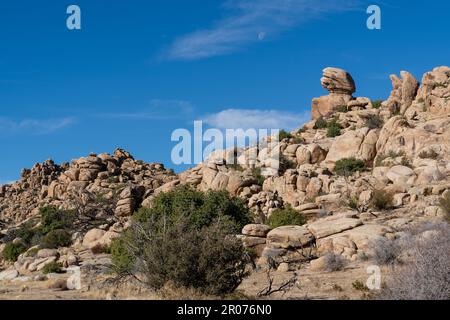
[
  {"left": 0, "top": 179, "right": 16, "bottom": 186},
  {"left": 166, "top": 0, "right": 359, "bottom": 60},
  {"left": 202, "top": 108, "right": 310, "bottom": 130},
  {"left": 0, "top": 117, "right": 75, "bottom": 136},
  {"left": 99, "top": 99, "right": 194, "bottom": 120}
]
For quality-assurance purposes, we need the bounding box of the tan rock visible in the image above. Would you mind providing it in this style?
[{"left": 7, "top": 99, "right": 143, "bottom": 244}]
[
  {"left": 242, "top": 224, "right": 271, "bottom": 237},
  {"left": 325, "top": 128, "right": 378, "bottom": 166},
  {"left": 386, "top": 165, "right": 416, "bottom": 185},
  {"left": 266, "top": 226, "right": 315, "bottom": 249},
  {"left": 307, "top": 218, "right": 362, "bottom": 239},
  {"left": 82, "top": 229, "right": 106, "bottom": 248}
]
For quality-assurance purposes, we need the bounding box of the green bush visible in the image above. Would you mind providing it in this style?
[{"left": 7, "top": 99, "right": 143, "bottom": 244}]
[
  {"left": 334, "top": 158, "right": 366, "bottom": 176},
  {"left": 134, "top": 186, "right": 250, "bottom": 232},
  {"left": 91, "top": 243, "right": 111, "bottom": 255},
  {"left": 267, "top": 206, "right": 306, "bottom": 228},
  {"left": 42, "top": 261, "right": 63, "bottom": 274},
  {"left": 3, "top": 221, "right": 43, "bottom": 248},
  {"left": 326, "top": 119, "right": 342, "bottom": 138},
  {"left": 278, "top": 129, "right": 293, "bottom": 141},
  {"left": 365, "top": 114, "right": 384, "bottom": 129},
  {"left": 113, "top": 214, "right": 249, "bottom": 296},
  {"left": 251, "top": 167, "right": 266, "bottom": 186},
  {"left": 279, "top": 154, "right": 297, "bottom": 173},
  {"left": 336, "top": 105, "right": 348, "bottom": 113},
  {"left": 2, "top": 242, "right": 27, "bottom": 262},
  {"left": 112, "top": 187, "right": 251, "bottom": 295},
  {"left": 372, "top": 100, "right": 383, "bottom": 109},
  {"left": 110, "top": 235, "right": 135, "bottom": 274},
  {"left": 40, "top": 206, "right": 75, "bottom": 234},
  {"left": 344, "top": 195, "right": 359, "bottom": 211},
  {"left": 314, "top": 117, "right": 328, "bottom": 129},
  {"left": 419, "top": 149, "right": 439, "bottom": 160},
  {"left": 42, "top": 229, "right": 72, "bottom": 249},
  {"left": 370, "top": 189, "right": 394, "bottom": 211}
]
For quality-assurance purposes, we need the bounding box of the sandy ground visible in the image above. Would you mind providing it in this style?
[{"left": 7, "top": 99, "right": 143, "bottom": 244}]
[{"left": 0, "top": 261, "right": 380, "bottom": 300}]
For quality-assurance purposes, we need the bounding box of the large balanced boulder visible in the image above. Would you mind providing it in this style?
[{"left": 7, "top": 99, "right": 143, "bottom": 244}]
[{"left": 312, "top": 68, "right": 356, "bottom": 119}]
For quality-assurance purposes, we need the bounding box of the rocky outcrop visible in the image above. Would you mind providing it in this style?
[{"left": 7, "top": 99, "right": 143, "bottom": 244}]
[
  {"left": 312, "top": 68, "right": 356, "bottom": 119},
  {"left": 416, "top": 66, "right": 450, "bottom": 115},
  {"left": 325, "top": 127, "right": 379, "bottom": 167},
  {"left": 0, "top": 148, "right": 176, "bottom": 224},
  {"left": 383, "top": 71, "right": 419, "bottom": 115},
  {"left": 1, "top": 66, "right": 450, "bottom": 292}
]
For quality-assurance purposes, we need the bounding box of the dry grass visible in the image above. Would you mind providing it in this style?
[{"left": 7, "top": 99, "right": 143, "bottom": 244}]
[{"left": 377, "top": 223, "right": 450, "bottom": 300}]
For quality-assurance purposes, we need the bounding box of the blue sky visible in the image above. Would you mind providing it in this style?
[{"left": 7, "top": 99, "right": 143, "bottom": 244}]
[{"left": 1, "top": 0, "right": 449, "bottom": 183}]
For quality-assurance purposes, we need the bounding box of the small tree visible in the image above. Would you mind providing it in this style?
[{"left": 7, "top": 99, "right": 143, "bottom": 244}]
[
  {"left": 40, "top": 206, "right": 75, "bottom": 234},
  {"left": 278, "top": 129, "right": 293, "bottom": 141},
  {"left": 1, "top": 242, "right": 26, "bottom": 262},
  {"left": 370, "top": 189, "right": 394, "bottom": 211},
  {"left": 334, "top": 158, "right": 366, "bottom": 176},
  {"left": 326, "top": 119, "right": 342, "bottom": 138},
  {"left": 365, "top": 114, "right": 384, "bottom": 129},
  {"left": 267, "top": 206, "right": 306, "bottom": 228},
  {"left": 112, "top": 187, "right": 251, "bottom": 296}
]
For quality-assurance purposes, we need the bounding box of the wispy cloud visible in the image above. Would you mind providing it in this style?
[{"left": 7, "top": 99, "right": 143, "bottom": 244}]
[
  {"left": 0, "top": 179, "right": 16, "bottom": 186},
  {"left": 0, "top": 117, "right": 75, "bottom": 136},
  {"left": 99, "top": 99, "right": 194, "bottom": 120},
  {"left": 203, "top": 108, "right": 310, "bottom": 130},
  {"left": 166, "top": 0, "right": 359, "bottom": 60}
]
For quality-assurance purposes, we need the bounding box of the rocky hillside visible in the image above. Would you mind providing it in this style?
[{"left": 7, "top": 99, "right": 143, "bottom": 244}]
[{"left": 1, "top": 66, "right": 449, "bottom": 299}]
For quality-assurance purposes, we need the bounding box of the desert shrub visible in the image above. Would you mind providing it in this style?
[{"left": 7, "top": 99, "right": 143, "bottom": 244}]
[
  {"left": 1, "top": 242, "right": 27, "bottom": 262},
  {"left": 267, "top": 206, "right": 306, "bottom": 228},
  {"left": 42, "top": 229, "right": 72, "bottom": 249},
  {"left": 368, "top": 236, "right": 402, "bottom": 265},
  {"left": 25, "top": 247, "right": 40, "bottom": 257},
  {"left": 365, "top": 114, "right": 384, "bottom": 129},
  {"left": 40, "top": 206, "right": 76, "bottom": 234},
  {"left": 314, "top": 117, "right": 328, "bottom": 129},
  {"left": 110, "top": 235, "right": 135, "bottom": 274},
  {"left": 336, "top": 105, "right": 348, "bottom": 113},
  {"left": 371, "top": 100, "right": 383, "bottom": 109},
  {"left": 334, "top": 158, "right": 366, "bottom": 176},
  {"left": 326, "top": 119, "right": 342, "bottom": 138},
  {"left": 251, "top": 167, "right": 266, "bottom": 186},
  {"left": 296, "top": 127, "right": 306, "bottom": 134},
  {"left": 134, "top": 185, "right": 250, "bottom": 232},
  {"left": 91, "top": 243, "right": 111, "bottom": 255},
  {"left": 419, "top": 149, "right": 439, "bottom": 159},
  {"left": 292, "top": 136, "right": 304, "bottom": 144},
  {"left": 278, "top": 154, "right": 297, "bottom": 173},
  {"left": 378, "top": 224, "right": 450, "bottom": 300},
  {"left": 278, "top": 129, "right": 293, "bottom": 141},
  {"left": 440, "top": 192, "right": 450, "bottom": 222},
  {"left": 321, "top": 253, "right": 346, "bottom": 272},
  {"left": 370, "top": 189, "right": 394, "bottom": 210},
  {"left": 344, "top": 195, "right": 359, "bottom": 211},
  {"left": 114, "top": 217, "right": 248, "bottom": 296},
  {"left": 42, "top": 261, "right": 63, "bottom": 274},
  {"left": 228, "top": 163, "right": 244, "bottom": 172},
  {"left": 113, "top": 187, "right": 251, "bottom": 295},
  {"left": 352, "top": 280, "right": 370, "bottom": 291}
]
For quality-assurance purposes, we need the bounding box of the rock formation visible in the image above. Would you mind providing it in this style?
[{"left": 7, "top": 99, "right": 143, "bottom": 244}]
[
  {"left": 312, "top": 67, "right": 356, "bottom": 119},
  {"left": 1, "top": 66, "right": 449, "bottom": 299}
]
